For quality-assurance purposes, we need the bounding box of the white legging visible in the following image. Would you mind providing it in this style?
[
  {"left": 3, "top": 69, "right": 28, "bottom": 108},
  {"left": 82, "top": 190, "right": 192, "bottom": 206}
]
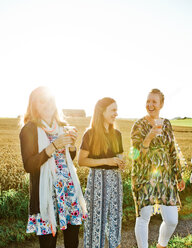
[{"left": 135, "top": 205, "right": 178, "bottom": 248}]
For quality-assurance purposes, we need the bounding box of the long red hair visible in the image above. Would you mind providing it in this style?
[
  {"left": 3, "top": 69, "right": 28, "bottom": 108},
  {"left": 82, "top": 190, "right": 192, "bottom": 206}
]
[{"left": 89, "top": 97, "right": 119, "bottom": 156}]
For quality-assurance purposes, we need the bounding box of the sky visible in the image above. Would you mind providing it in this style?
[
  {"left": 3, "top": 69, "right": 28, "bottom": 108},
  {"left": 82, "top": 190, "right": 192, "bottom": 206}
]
[{"left": 0, "top": 0, "right": 191, "bottom": 119}]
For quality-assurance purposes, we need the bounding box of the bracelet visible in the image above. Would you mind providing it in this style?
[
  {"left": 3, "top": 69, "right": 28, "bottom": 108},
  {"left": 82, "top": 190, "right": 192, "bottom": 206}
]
[
  {"left": 141, "top": 143, "right": 149, "bottom": 149},
  {"left": 52, "top": 142, "right": 58, "bottom": 150}
]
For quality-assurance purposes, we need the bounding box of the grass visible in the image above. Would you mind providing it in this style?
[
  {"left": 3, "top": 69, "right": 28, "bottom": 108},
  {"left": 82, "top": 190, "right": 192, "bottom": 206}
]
[
  {"left": 171, "top": 118, "right": 192, "bottom": 127},
  {"left": 0, "top": 117, "right": 192, "bottom": 247},
  {"left": 0, "top": 219, "right": 35, "bottom": 247},
  {"left": 179, "top": 186, "right": 192, "bottom": 220},
  {"left": 149, "top": 235, "right": 192, "bottom": 247}
]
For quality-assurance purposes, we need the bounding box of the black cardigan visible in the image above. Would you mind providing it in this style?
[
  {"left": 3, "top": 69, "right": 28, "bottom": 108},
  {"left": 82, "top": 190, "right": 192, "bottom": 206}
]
[{"left": 19, "top": 121, "right": 76, "bottom": 214}]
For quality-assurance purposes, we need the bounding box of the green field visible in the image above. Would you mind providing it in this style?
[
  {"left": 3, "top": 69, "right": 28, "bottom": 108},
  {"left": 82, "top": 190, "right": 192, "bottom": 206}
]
[{"left": 171, "top": 118, "right": 192, "bottom": 127}]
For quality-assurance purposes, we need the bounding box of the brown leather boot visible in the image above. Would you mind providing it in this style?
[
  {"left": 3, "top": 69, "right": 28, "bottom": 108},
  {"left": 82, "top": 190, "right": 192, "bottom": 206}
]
[{"left": 156, "top": 244, "right": 167, "bottom": 248}]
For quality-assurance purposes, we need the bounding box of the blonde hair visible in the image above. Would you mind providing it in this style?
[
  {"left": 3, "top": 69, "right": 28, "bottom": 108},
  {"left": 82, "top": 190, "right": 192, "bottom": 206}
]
[
  {"left": 89, "top": 97, "right": 119, "bottom": 156},
  {"left": 149, "top": 88, "right": 164, "bottom": 105},
  {"left": 24, "top": 86, "right": 65, "bottom": 127}
]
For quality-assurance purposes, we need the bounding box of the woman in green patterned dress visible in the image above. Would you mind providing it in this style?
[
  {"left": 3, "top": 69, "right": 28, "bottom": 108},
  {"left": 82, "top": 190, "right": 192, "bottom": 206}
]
[{"left": 131, "top": 89, "right": 185, "bottom": 248}]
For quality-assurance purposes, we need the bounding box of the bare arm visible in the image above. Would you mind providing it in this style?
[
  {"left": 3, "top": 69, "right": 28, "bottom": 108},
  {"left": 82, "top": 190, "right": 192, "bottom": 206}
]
[
  {"left": 78, "top": 149, "right": 124, "bottom": 168},
  {"left": 141, "top": 126, "right": 162, "bottom": 155},
  {"left": 20, "top": 123, "right": 77, "bottom": 173}
]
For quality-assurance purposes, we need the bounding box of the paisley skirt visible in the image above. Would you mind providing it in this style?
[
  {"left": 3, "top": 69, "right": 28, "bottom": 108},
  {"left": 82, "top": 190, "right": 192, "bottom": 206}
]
[{"left": 84, "top": 169, "right": 123, "bottom": 248}]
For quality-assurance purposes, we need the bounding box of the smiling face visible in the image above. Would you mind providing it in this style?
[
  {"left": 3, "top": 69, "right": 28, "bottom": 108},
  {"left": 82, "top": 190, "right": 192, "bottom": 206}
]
[
  {"left": 103, "top": 102, "right": 118, "bottom": 126},
  {"left": 35, "top": 90, "right": 56, "bottom": 124},
  {"left": 146, "top": 93, "right": 163, "bottom": 119}
]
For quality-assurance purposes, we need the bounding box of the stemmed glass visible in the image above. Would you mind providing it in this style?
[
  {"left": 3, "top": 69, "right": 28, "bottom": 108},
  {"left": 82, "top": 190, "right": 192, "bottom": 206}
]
[{"left": 154, "top": 118, "right": 164, "bottom": 136}]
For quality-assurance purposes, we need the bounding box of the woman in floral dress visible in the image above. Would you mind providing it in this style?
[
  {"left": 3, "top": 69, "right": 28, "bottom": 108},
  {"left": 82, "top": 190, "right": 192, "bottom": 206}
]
[
  {"left": 78, "top": 97, "right": 126, "bottom": 248},
  {"left": 20, "top": 86, "right": 86, "bottom": 248},
  {"left": 131, "top": 89, "right": 185, "bottom": 248}
]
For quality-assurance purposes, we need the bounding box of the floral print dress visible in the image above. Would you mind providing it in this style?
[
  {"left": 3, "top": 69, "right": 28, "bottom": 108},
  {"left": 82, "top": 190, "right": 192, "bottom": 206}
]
[
  {"left": 131, "top": 117, "right": 185, "bottom": 217},
  {"left": 26, "top": 133, "right": 86, "bottom": 235}
]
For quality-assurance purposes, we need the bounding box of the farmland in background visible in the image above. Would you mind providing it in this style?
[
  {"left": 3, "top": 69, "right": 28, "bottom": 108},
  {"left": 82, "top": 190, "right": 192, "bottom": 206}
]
[
  {"left": 0, "top": 117, "right": 192, "bottom": 247},
  {"left": 171, "top": 118, "right": 192, "bottom": 127},
  {"left": 0, "top": 116, "right": 192, "bottom": 196}
]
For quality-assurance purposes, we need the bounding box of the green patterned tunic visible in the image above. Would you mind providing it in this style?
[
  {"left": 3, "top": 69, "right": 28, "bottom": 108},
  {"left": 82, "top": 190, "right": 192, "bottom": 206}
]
[{"left": 131, "top": 117, "right": 184, "bottom": 217}]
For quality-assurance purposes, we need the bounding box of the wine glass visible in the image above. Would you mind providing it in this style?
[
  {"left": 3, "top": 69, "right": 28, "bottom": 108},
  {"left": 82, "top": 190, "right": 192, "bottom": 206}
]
[
  {"left": 64, "top": 125, "right": 77, "bottom": 134},
  {"left": 154, "top": 118, "right": 164, "bottom": 136}
]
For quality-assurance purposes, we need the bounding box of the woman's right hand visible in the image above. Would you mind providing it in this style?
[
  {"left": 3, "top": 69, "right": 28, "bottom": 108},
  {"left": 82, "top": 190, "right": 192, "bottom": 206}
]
[
  {"left": 142, "top": 125, "right": 162, "bottom": 152},
  {"left": 53, "top": 133, "right": 74, "bottom": 150},
  {"left": 147, "top": 125, "right": 162, "bottom": 140}
]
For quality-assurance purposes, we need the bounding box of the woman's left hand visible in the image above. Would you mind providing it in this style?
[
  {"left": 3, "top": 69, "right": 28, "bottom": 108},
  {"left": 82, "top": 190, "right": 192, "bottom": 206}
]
[
  {"left": 178, "top": 179, "right": 185, "bottom": 191},
  {"left": 116, "top": 154, "right": 126, "bottom": 171},
  {"left": 68, "top": 129, "right": 78, "bottom": 146},
  {"left": 117, "top": 158, "right": 126, "bottom": 171},
  {"left": 118, "top": 160, "right": 126, "bottom": 171}
]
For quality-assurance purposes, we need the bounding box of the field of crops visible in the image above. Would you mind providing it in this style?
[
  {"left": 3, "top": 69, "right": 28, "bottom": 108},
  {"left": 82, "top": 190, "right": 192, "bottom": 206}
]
[
  {"left": 0, "top": 117, "right": 192, "bottom": 247},
  {"left": 0, "top": 117, "right": 192, "bottom": 190}
]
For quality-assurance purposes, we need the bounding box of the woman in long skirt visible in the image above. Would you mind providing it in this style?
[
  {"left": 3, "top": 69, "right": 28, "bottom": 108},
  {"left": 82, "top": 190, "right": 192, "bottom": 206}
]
[{"left": 78, "top": 97, "right": 126, "bottom": 248}]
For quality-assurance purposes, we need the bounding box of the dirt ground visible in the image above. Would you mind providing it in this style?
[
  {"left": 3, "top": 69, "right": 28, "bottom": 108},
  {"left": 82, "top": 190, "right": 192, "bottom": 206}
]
[{"left": 6, "top": 217, "right": 192, "bottom": 248}]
